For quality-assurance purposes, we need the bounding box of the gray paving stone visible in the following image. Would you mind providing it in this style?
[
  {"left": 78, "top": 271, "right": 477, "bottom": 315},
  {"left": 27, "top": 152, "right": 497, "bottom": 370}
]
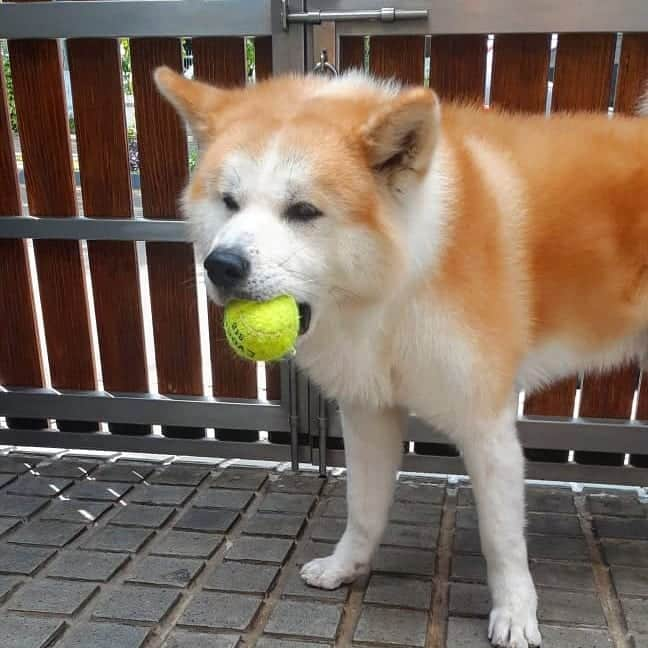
[
  {"left": 452, "top": 554, "right": 487, "bottom": 582},
  {"left": 46, "top": 549, "right": 129, "bottom": 581},
  {"left": 211, "top": 468, "right": 268, "bottom": 491},
  {"left": 36, "top": 458, "right": 98, "bottom": 479},
  {"left": 382, "top": 523, "right": 438, "bottom": 550},
  {"left": 0, "top": 544, "right": 55, "bottom": 574},
  {"left": 92, "top": 462, "right": 154, "bottom": 483},
  {"left": 538, "top": 625, "right": 612, "bottom": 648},
  {"left": 259, "top": 493, "right": 316, "bottom": 515},
  {"left": 265, "top": 599, "right": 342, "bottom": 640},
  {"left": 531, "top": 560, "right": 596, "bottom": 591},
  {"left": 282, "top": 569, "right": 349, "bottom": 602},
  {"left": 205, "top": 561, "right": 279, "bottom": 594},
  {"left": 151, "top": 530, "right": 224, "bottom": 558},
  {"left": 0, "top": 455, "right": 37, "bottom": 473},
  {"left": 611, "top": 566, "right": 648, "bottom": 597},
  {"left": 594, "top": 517, "right": 648, "bottom": 540},
  {"left": 311, "top": 517, "right": 345, "bottom": 543},
  {"left": 391, "top": 501, "right": 442, "bottom": 525},
  {"left": 635, "top": 635, "right": 648, "bottom": 648},
  {"left": 57, "top": 622, "right": 150, "bottom": 648},
  {"left": 587, "top": 494, "right": 646, "bottom": 518},
  {"left": 0, "top": 494, "right": 48, "bottom": 518},
  {"left": 174, "top": 508, "right": 239, "bottom": 533},
  {"left": 395, "top": 480, "right": 445, "bottom": 504},
  {"left": 93, "top": 586, "right": 181, "bottom": 624},
  {"left": 8, "top": 578, "right": 98, "bottom": 615},
  {"left": 65, "top": 480, "right": 132, "bottom": 501},
  {"left": 623, "top": 597, "right": 648, "bottom": 634},
  {"left": 268, "top": 473, "right": 324, "bottom": 495},
  {"left": 449, "top": 583, "right": 490, "bottom": 617},
  {"left": 446, "top": 616, "right": 490, "bottom": 647},
  {"left": 602, "top": 539, "right": 648, "bottom": 567},
  {"left": 242, "top": 512, "right": 305, "bottom": 538},
  {"left": 354, "top": 606, "right": 427, "bottom": 646},
  {"left": 527, "top": 488, "right": 576, "bottom": 514},
  {"left": 126, "top": 555, "right": 204, "bottom": 588},
  {"left": 178, "top": 591, "right": 261, "bottom": 631},
  {"left": 538, "top": 588, "right": 606, "bottom": 626},
  {"left": 323, "top": 480, "right": 346, "bottom": 498},
  {"left": 257, "top": 639, "right": 329, "bottom": 648},
  {"left": 457, "top": 508, "right": 581, "bottom": 536},
  {"left": 365, "top": 574, "right": 432, "bottom": 609},
  {"left": 110, "top": 503, "right": 175, "bottom": 528},
  {"left": 163, "top": 631, "right": 241, "bottom": 648},
  {"left": 82, "top": 526, "right": 153, "bottom": 553},
  {"left": 373, "top": 547, "right": 435, "bottom": 578},
  {"left": 454, "top": 528, "right": 482, "bottom": 554},
  {"left": 0, "top": 517, "right": 19, "bottom": 538},
  {"left": 0, "top": 474, "right": 16, "bottom": 489},
  {"left": 0, "top": 575, "right": 21, "bottom": 603},
  {"left": 226, "top": 536, "right": 293, "bottom": 564},
  {"left": 129, "top": 484, "right": 194, "bottom": 506},
  {"left": 193, "top": 488, "right": 253, "bottom": 510},
  {"left": 7, "top": 475, "right": 72, "bottom": 497},
  {"left": 41, "top": 498, "right": 112, "bottom": 523},
  {"left": 8, "top": 519, "right": 84, "bottom": 547},
  {"left": 0, "top": 615, "right": 65, "bottom": 648},
  {"left": 528, "top": 533, "right": 589, "bottom": 561},
  {"left": 150, "top": 464, "right": 210, "bottom": 486},
  {"left": 321, "top": 497, "right": 347, "bottom": 518}
]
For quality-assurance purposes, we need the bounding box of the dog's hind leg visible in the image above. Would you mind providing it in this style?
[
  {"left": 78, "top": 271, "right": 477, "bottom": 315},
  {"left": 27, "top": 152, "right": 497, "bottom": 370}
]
[
  {"left": 452, "top": 407, "right": 541, "bottom": 648},
  {"left": 300, "top": 403, "right": 404, "bottom": 589}
]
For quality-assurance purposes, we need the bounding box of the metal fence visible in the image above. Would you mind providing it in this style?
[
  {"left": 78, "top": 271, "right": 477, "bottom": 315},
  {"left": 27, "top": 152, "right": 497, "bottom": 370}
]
[{"left": 1, "top": 0, "right": 648, "bottom": 485}]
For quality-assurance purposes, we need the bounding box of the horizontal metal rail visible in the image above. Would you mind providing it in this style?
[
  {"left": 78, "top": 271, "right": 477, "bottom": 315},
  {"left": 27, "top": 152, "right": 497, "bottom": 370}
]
[
  {"left": 0, "top": 427, "right": 312, "bottom": 462},
  {"left": 319, "top": 0, "right": 648, "bottom": 35},
  {"left": 0, "top": 0, "right": 272, "bottom": 39},
  {"left": 0, "top": 388, "right": 289, "bottom": 431},
  {"left": 0, "top": 217, "right": 188, "bottom": 242}
]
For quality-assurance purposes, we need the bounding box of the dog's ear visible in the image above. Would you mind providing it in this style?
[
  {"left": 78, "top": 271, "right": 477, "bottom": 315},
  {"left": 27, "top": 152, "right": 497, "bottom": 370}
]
[
  {"left": 361, "top": 87, "right": 440, "bottom": 178},
  {"left": 154, "top": 66, "right": 227, "bottom": 146}
]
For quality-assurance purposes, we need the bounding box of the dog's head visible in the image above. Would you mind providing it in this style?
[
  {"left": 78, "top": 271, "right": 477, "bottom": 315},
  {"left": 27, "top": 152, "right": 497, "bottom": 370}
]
[{"left": 155, "top": 67, "right": 440, "bottom": 335}]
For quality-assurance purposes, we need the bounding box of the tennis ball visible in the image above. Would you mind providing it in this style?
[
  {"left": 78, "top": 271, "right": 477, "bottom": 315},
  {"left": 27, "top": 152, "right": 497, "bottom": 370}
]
[{"left": 224, "top": 295, "right": 299, "bottom": 362}]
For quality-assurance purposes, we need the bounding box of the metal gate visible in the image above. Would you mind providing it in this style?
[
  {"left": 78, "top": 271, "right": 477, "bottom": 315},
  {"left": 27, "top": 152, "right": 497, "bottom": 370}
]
[{"left": 2, "top": 0, "right": 648, "bottom": 485}]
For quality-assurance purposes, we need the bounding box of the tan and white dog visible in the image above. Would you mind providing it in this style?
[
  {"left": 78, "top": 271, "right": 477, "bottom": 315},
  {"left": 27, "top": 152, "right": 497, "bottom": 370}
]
[{"left": 155, "top": 66, "right": 648, "bottom": 647}]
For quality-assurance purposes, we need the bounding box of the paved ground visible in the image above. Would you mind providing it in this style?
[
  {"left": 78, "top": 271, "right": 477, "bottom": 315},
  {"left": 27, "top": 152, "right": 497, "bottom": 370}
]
[{"left": 0, "top": 450, "right": 645, "bottom": 647}]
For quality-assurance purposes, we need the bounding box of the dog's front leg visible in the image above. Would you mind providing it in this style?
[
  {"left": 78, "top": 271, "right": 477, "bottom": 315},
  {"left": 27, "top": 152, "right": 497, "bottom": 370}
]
[
  {"left": 301, "top": 403, "right": 403, "bottom": 589},
  {"left": 457, "top": 409, "right": 541, "bottom": 648}
]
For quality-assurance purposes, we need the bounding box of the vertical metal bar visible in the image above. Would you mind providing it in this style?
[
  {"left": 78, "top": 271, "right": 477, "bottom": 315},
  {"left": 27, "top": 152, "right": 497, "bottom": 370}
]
[
  {"left": 289, "top": 358, "right": 300, "bottom": 471},
  {"left": 272, "top": 0, "right": 306, "bottom": 74},
  {"left": 318, "top": 394, "right": 328, "bottom": 477}
]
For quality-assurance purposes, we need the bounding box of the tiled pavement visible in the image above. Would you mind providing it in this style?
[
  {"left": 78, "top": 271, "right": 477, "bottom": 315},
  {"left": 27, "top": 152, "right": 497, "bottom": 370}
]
[{"left": 0, "top": 452, "right": 645, "bottom": 647}]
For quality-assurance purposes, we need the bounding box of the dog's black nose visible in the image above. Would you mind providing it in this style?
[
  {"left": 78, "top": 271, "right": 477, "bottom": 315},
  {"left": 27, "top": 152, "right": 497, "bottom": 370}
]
[{"left": 204, "top": 247, "right": 250, "bottom": 291}]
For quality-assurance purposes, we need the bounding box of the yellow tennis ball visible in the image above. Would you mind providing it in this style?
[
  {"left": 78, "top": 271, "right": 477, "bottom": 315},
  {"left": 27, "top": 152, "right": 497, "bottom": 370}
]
[{"left": 224, "top": 295, "right": 299, "bottom": 362}]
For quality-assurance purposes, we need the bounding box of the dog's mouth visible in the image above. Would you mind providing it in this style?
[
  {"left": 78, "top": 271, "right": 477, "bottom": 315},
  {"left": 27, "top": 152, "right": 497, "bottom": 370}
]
[{"left": 298, "top": 303, "right": 312, "bottom": 336}]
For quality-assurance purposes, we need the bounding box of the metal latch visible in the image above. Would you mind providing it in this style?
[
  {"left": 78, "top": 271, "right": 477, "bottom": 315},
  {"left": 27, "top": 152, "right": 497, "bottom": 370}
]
[{"left": 281, "top": 1, "right": 428, "bottom": 30}]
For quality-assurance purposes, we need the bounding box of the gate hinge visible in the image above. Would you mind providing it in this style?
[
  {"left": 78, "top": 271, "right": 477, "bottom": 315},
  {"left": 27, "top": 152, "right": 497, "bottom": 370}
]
[{"left": 281, "top": 1, "right": 428, "bottom": 30}]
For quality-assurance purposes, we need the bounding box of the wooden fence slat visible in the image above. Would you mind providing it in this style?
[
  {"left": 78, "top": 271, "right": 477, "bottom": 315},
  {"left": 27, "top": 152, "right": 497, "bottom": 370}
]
[
  {"left": 370, "top": 35, "right": 425, "bottom": 85},
  {"left": 192, "top": 37, "right": 259, "bottom": 442},
  {"left": 490, "top": 34, "right": 550, "bottom": 113},
  {"left": 67, "top": 38, "right": 150, "bottom": 435},
  {"left": 339, "top": 36, "right": 365, "bottom": 73},
  {"left": 131, "top": 38, "right": 204, "bottom": 439},
  {"left": 0, "top": 48, "right": 47, "bottom": 430},
  {"left": 551, "top": 33, "right": 628, "bottom": 465},
  {"left": 8, "top": 33, "right": 98, "bottom": 432},
  {"left": 428, "top": 35, "right": 486, "bottom": 102}
]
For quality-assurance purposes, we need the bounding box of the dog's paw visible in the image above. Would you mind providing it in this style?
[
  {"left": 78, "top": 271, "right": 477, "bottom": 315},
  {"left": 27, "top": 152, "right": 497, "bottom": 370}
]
[
  {"left": 488, "top": 606, "right": 542, "bottom": 648},
  {"left": 300, "top": 555, "right": 365, "bottom": 590}
]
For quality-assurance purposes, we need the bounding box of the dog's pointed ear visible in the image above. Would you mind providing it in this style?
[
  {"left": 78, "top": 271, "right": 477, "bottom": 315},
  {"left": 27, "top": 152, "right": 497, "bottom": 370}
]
[
  {"left": 361, "top": 87, "right": 440, "bottom": 177},
  {"left": 154, "top": 66, "right": 227, "bottom": 146}
]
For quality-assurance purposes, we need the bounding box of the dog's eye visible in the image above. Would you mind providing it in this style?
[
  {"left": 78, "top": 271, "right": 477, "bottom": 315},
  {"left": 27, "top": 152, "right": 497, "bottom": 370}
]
[
  {"left": 285, "top": 202, "right": 323, "bottom": 222},
  {"left": 222, "top": 193, "right": 240, "bottom": 212}
]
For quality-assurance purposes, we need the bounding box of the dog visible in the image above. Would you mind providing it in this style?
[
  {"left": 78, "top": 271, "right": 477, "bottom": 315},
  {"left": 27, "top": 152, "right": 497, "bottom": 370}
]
[{"left": 155, "top": 66, "right": 648, "bottom": 647}]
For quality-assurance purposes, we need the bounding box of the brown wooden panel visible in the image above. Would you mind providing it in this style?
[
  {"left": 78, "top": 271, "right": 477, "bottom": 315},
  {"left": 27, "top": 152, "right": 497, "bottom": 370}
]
[
  {"left": 490, "top": 34, "right": 550, "bottom": 113},
  {"left": 130, "top": 39, "right": 203, "bottom": 401},
  {"left": 552, "top": 33, "right": 616, "bottom": 112},
  {"left": 523, "top": 378, "right": 578, "bottom": 417},
  {"left": 615, "top": 35, "right": 648, "bottom": 115},
  {"left": 339, "top": 36, "right": 365, "bottom": 73},
  {"left": 636, "top": 372, "right": 648, "bottom": 422},
  {"left": 370, "top": 35, "right": 425, "bottom": 84},
  {"left": 579, "top": 368, "right": 638, "bottom": 419},
  {"left": 254, "top": 36, "right": 273, "bottom": 82},
  {"left": 67, "top": 38, "right": 148, "bottom": 397},
  {"left": 192, "top": 37, "right": 258, "bottom": 402},
  {"left": 428, "top": 35, "right": 486, "bottom": 102},
  {"left": 0, "top": 49, "right": 44, "bottom": 391},
  {"left": 8, "top": 37, "right": 96, "bottom": 394}
]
